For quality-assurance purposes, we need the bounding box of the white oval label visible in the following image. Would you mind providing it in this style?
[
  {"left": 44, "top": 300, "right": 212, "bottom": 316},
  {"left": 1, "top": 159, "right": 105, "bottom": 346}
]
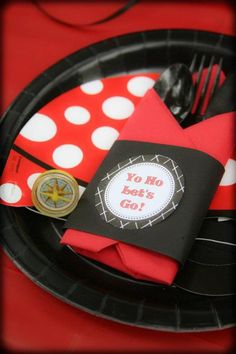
[{"left": 95, "top": 154, "right": 184, "bottom": 229}]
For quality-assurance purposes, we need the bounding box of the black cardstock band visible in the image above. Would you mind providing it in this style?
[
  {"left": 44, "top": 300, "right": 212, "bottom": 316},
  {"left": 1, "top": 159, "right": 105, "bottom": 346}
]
[{"left": 65, "top": 140, "right": 224, "bottom": 264}]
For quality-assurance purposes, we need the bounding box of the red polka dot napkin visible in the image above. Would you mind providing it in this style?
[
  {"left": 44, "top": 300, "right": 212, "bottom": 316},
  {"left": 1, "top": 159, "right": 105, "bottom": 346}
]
[{"left": 0, "top": 74, "right": 157, "bottom": 205}]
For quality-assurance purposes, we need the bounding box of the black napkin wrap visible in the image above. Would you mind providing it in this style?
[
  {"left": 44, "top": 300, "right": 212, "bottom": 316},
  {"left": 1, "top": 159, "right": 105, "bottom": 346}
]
[{"left": 65, "top": 140, "right": 224, "bottom": 264}]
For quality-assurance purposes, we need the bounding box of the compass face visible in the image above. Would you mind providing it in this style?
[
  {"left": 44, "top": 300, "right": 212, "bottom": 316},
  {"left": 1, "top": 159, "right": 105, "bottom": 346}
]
[{"left": 32, "top": 170, "right": 80, "bottom": 218}]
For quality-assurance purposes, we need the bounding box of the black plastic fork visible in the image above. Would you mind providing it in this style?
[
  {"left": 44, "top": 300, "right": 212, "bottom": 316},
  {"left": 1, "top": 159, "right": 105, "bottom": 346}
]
[{"left": 188, "top": 53, "right": 223, "bottom": 124}]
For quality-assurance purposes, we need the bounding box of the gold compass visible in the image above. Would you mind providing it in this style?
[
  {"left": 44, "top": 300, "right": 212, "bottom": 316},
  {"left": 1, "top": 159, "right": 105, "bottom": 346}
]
[{"left": 32, "top": 170, "right": 80, "bottom": 218}]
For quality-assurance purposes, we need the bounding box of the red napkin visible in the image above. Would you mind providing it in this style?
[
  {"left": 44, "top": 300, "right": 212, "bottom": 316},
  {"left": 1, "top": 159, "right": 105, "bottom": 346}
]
[
  {"left": 0, "top": 73, "right": 157, "bottom": 206},
  {"left": 61, "top": 89, "right": 235, "bottom": 285}
]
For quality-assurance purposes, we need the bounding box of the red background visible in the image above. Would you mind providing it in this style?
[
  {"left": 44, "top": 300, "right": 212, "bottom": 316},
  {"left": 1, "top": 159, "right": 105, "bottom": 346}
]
[{"left": 1, "top": 1, "right": 236, "bottom": 352}]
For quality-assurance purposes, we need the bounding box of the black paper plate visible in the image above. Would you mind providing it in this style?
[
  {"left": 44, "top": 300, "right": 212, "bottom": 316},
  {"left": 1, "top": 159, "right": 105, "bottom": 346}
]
[{"left": 1, "top": 29, "right": 236, "bottom": 332}]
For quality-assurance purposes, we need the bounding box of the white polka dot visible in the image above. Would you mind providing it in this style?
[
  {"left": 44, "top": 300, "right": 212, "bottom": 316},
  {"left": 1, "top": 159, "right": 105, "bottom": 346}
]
[
  {"left": 20, "top": 113, "right": 57, "bottom": 142},
  {"left": 27, "top": 173, "right": 42, "bottom": 190},
  {"left": 91, "top": 127, "right": 119, "bottom": 150},
  {"left": 0, "top": 183, "right": 22, "bottom": 203},
  {"left": 80, "top": 80, "right": 104, "bottom": 94},
  {"left": 52, "top": 144, "right": 83, "bottom": 168},
  {"left": 127, "top": 76, "right": 155, "bottom": 97},
  {"left": 64, "top": 106, "right": 90, "bottom": 125},
  {"left": 102, "top": 96, "right": 134, "bottom": 120},
  {"left": 220, "top": 159, "right": 236, "bottom": 186}
]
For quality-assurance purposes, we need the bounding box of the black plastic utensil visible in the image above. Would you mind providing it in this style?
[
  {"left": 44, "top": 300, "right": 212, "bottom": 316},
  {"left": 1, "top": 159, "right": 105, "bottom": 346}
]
[{"left": 154, "top": 63, "right": 194, "bottom": 124}]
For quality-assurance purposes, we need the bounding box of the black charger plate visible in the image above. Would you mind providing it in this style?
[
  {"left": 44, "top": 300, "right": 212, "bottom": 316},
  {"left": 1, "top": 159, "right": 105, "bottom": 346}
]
[{"left": 1, "top": 29, "right": 236, "bottom": 332}]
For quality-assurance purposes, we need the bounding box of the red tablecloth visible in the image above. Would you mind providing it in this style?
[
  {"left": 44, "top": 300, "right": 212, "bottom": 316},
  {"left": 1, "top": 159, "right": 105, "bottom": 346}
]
[{"left": 1, "top": 1, "right": 236, "bottom": 352}]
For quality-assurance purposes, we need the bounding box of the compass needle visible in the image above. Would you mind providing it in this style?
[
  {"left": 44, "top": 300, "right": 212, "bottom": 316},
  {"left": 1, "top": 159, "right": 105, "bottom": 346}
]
[{"left": 31, "top": 170, "right": 80, "bottom": 217}]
